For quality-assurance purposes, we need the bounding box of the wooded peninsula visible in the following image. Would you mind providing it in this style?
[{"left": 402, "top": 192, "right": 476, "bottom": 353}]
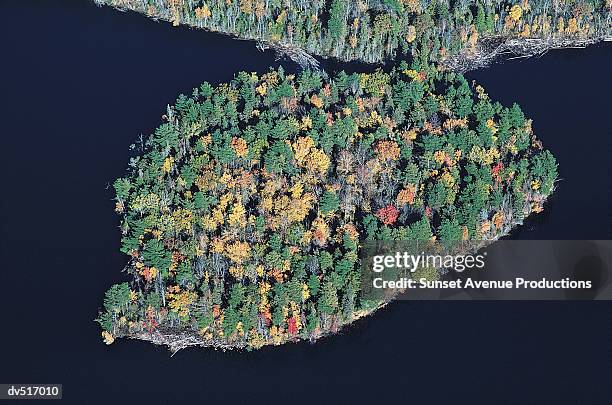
[
  {"left": 97, "top": 64, "right": 557, "bottom": 350},
  {"left": 94, "top": 0, "right": 611, "bottom": 69},
  {"left": 94, "top": 0, "right": 608, "bottom": 351}
]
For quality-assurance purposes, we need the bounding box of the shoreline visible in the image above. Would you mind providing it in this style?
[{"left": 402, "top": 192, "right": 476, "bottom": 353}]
[
  {"left": 119, "top": 193, "right": 548, "bottom": 354},
  {"left": 443, "top": 34, "right": 612, "bottom": 73},
  {"left": 94, "top": 0, "right": 610, "bottom": 72},
  {"left": 92, "top": 0, "right": 567, "bottom": 353}
]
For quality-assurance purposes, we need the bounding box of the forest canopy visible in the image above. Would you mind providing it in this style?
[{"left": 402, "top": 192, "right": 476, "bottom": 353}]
[
  {"left": 94, "top": 0, "right": 611, "bottom": 65},
  {"left": 97, "top": 65, "right": 557, "bottom": 349}
]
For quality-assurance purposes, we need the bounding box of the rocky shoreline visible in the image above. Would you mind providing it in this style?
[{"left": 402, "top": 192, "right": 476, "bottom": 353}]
[{"left": 443, "top": 34, "right": 612, "bottom": 72}]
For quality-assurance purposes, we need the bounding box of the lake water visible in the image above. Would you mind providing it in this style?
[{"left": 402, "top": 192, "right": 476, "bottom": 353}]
[{"left": 1, "top": 1, "right": 611, "bottom": 403}]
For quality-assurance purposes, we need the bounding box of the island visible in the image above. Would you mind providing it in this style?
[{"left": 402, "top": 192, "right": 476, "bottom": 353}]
[{"left": 96, "top": 64, "right": 557, "bottom": 351}]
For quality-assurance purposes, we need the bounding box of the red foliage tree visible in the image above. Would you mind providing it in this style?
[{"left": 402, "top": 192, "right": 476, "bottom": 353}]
[
  {"left": 287, "top": 317, "right": 298, "bottom": 335},
  {"left": 143, "top": 306, "right": 158, "bottom": 333},
  {"left": 492, "top": 162, "right": 504, "bottom": 183},
  {"left": 375, "top": 205, "right": 399, "bottom": 225}
]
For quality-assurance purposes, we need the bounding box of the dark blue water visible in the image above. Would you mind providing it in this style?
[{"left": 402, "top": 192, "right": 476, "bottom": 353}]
[{"left": 0, "top": 1, "right": 611, "bottom": 404}]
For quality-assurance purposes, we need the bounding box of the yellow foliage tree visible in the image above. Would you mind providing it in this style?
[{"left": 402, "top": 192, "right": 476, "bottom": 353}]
[
  {"left": 162, "top": 156, "right": 174, "bottom": 173},
  {"left": 310, "top": 94, "right": 324, "bottom": 109},
  {"left": 231, "top": 137, "right": 248, "bottom": 158},
  {"left": 225, "top": 241, "right": 251, "bottom": 264},
  {"left": 292, "top": 136, "right": 314, "bottom": 164},
  {"left": 375, "top": 140, "right": 400, "bottom": 161},
  {"left": 195, "top": 5, "right": 211, "bottom": 19},
  {"left": 311, "top": 217, "right": 330, "bottom": 246},
  {"left": 228, "top": 202, "right": 247, "bottom": 227},
  {"left": 306, "top": 148, "right": 331, "bottom": 175},
  {"left": 167, "top": 287, "right": 197, "bottom": 318},
  {"left": 510, "top": 5, "right": 523, "bottom": 22},
  {"left": 397, "top": 185, "right": 416, "bottom": 206},
  {"left": 492, "top": 212, "right": 504, "bottom": 229},
  {"left": 406, "top": 25, "right": 417, "bottom": 43}
]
